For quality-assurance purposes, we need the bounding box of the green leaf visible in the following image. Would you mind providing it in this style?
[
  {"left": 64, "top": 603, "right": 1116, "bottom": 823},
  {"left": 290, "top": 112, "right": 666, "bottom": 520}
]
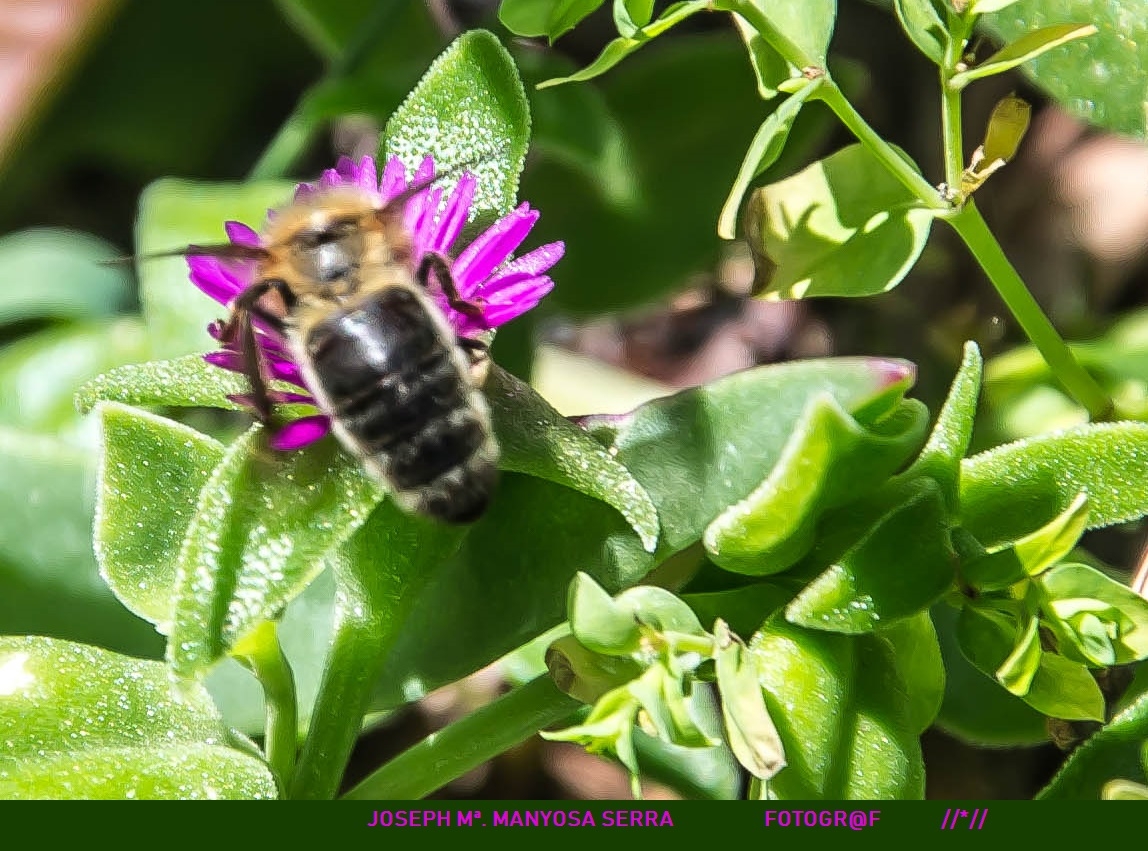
[
  {"left": 718, "top": 78, "right": 821, "bottom": 240},
  {"left": 744, "top": 144, "right": 938, "bottom": 300},
  {"left": 0, "top": 636, "right": 276, "bottom": 799},
  {"left": 567, "top": 572, "right": 643, "bottom": 656},
  {"left": 995, "top": 615, "right": 1042, "bottom": 695},
  {"left": 933, "top": 602, "right": 1049, "bottom": 745},
  {"left": 368, "top": 360, "right": 909, "bottom": 710},
  {"left": 486, "top": 366, "right": 658, "bottom": 551},
  {"left": 714, "top": 620, "right": 786, "bottom": 780},
  {"left": 955, "top": 599, "right": 1019, "bottom": 680},
  {"left": 614, "top": 0, "right": 655, "bottom": 37},
  {"left": 538, "top": 1, "right": 711, "bottom": 88},
  {"left": 750, "top": 617, "right": 925, "bottom": 799},
  {"left": 95, "top": 404, "right": 225, "bottom": 630},
  {"left": 0, "top": 430, "right": 162, "bottom": 658},
  {"left": 969, "top": 0, "right": 1021, "bottom": 12},
  {"left": 1040, "top": 691, "right": 1148, "bottom": 798},
  {"left": 384, "top": 30, "right": 530, "bottom": 221},
  {"left": 76, "top": 354, "right": 253, "bottom": 415},
  {"left": 786, "top": 480, "right": 956, "bottom": 633},
  {"left": 0, "top": 320, "right": 149, "bottom": 437},
  {"left": 596, "top": 356, "right": 918, "bottom": 555},
  {"left": 373, "top": 472, "right": 655, "bottom": 708},
  {"left": 205, "top": 568, "right": 336, "bottom": 738},
  {"left": 628, "top": 663, "right": 716, "bottom": 749},
  {"left": 732, "top": 13, "right": 792, "bottom": 99},
  {"left": 498, "top": 0, "right": 607, "bottom": 40},
  {"left": 135, "top": 179, "right": 293, "bottom": 359},
  {"left": 1104, "top": 778, "right": 1148, "bottom": 799},
  {"left": 958, "top": 602, "right": 1105, "bottom": 720},
  {"left": 953, "top": 23, "right": 1098, "bottom": 87},
  {"left": 725, "top": 0, "right": 836, "bottom": 66},
  {"left": 1023, "top": 653, "right": 1105, "bottom": 721},
  {"left": 883, "top": 613, "right": 946, "bottom": 734},
  {"left": 498, "top": 0, "right": 559, "bottom": 37},
  {"left": 0, "top": 228, "right": 131, "bottom": 325},
  {"left": 168, "top": 428, "right": 382, "bottom": 678},
  {"left": 893, "top": 0, "right": 950, "bottom": 65},
  {"left": 703, "top": 394, "right": 929, "bottom": 576},
  {"left": 546, "top": 632, "right": 645, "bottom": 702},
  {"left": 960, "top": 422, "right": 1148, "bottom": 548},
  {"left": 981, "top": 1, "right": 1148, "bottom": 138},
  {"left": 1039, "top": 562, "right": 1148, "bottom": 664},
  {"left": 962, "top": 492, "right": 1089, "bottom": 591},
  {"left": 906, "top": 341, "right": 982, "bottom": 512}
]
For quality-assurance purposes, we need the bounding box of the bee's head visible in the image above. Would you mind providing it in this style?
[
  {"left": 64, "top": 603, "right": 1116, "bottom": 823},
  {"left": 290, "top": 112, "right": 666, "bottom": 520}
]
[{"left": 291, "top": 217, "right": 365, "bottom": 287}]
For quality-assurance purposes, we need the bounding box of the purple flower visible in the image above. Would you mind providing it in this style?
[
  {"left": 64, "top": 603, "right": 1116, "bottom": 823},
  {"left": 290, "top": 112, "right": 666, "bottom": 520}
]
[{"left": 189, "top": 154, "right": 564, "bottom": 451}]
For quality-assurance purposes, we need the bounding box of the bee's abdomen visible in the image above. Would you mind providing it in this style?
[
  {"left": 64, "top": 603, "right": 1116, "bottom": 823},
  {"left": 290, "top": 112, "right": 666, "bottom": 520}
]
[{"left": 305, "top": 287, "right": 496, "bottom": 524}]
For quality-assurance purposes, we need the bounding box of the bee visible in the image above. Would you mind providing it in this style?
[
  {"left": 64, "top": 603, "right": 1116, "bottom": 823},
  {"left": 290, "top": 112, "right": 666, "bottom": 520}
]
[{"left": 187, "top": 179, "right": 499, "bottom": 525}]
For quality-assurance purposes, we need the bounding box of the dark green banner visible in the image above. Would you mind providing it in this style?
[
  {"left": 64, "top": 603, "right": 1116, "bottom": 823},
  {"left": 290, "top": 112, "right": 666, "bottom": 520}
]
[{"left": 0, "top": 801, "right": 1129, "bottom": 844}]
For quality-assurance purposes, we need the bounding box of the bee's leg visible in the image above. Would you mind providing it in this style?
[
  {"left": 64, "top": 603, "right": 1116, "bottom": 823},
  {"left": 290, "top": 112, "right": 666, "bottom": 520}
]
[
  {"left": 235, "top": 308, "right": 274, "bottom": 424},
  {"left": 417, "top": 252, "right": 486, "bottom": 325},
  {"left": 456, "top": 336, "right": 491, "bottom": 387},
  {"left": 219, "top": 280, "right": 291, "bottom": 425}
]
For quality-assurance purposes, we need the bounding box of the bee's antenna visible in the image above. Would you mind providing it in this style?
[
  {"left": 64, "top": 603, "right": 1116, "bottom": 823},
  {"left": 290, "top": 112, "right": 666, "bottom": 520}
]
[{"left": 99, "top": 243, "right": 270, "bottom": 267}]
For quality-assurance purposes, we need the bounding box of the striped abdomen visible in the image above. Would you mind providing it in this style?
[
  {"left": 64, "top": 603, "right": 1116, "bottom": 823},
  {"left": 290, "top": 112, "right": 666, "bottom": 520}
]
[{"left": 301, "top": 286, "right": 497, "bottom": 524}]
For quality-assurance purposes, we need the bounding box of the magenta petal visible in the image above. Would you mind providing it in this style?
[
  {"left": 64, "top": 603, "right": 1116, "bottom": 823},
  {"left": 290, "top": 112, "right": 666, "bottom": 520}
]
[
  {"left": 204, "top": 350, "right": 243, "bottom": 373},
  {"left": 493, "top": 241, "right": 565, "bottom": 278},
  {"left": 357, "top": 156, "right": 377, "bottom": 190},
  {"left": 431, "top": 173, "right": 476, "bottom": 254},
  {"left": 414, "top": 156, "right": 435, "bottom": 187},
  {"left": 482, "top": 280, "right": 555, "bottom": 326},
  {"left": 267, "top": 357, "right": 304, "bottom": 386},
  {"left": 453, "top": 205, "right": 539, "bottom": 289},
  {"left": 270, "top": 416, "right": 331, "bottom": 450},
  {"left": 188, "top": 256, "right": 244, "bottom": 305},
  {"left": 381, "top": 156, "right": 407, "bottom": 200},
  {"left": 224, "top": 221, "right": 261, "bottom": 247}
]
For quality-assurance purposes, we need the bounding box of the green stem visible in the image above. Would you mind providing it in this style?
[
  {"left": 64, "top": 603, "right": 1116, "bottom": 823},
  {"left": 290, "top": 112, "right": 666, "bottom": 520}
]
[
  {"left": 948, "top": 202, "right": 1112, "bottom": 419},
  {"left": 234, "top": 620, "right": 298, "bottom": 791},
  {"left": 248, "top": 0, "right": 407, "bottom": 180},
  {"left": 939, "top": 15, "right": 972, "bottom": 197},
  {"left": 289, "top": 512, "right": 464, "bottom": 799},
  {"left": 343, "top": 677, "right": 581, "bottom": 800},
  {"left": 815, "top": 85, "right": 945, "bottom": 208},
  {"left": 288, "top": 585, "right": 391, "bottom": 799},
  {"left": 728, "top": 0, "right": 944, "bottom": 208}
]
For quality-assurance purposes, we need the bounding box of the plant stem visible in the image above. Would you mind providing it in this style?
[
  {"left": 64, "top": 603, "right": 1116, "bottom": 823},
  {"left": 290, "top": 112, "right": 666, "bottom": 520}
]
[
  {"left": 816, "top": 85, "right": 945, "bottom": 208},
  {"left": 731, "top": 0, "right": 1110, "bottom": 417},
  {"left": 234, "top": 620, "right": 298, "bottom": 791},
  {"left": 343, "top": 677, "right": 581, "bottom": 800},
  {"left": 948, "top": 202, "right": 1112, "bottom": 419},
  {"left": 289, "top": 585, "right": 391, "bottom": 799},
  {"left": 729, "top": 0, "right": 944, "bottom": 209},
  {"left": 248, "top": 0, "right": 407, "bottom": 181},
  {"left": 289, "top": 510, "right": 464, "bottom": 799},
  {"left": 939, "top": 38, "right": 966, "bottom": 195}
]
